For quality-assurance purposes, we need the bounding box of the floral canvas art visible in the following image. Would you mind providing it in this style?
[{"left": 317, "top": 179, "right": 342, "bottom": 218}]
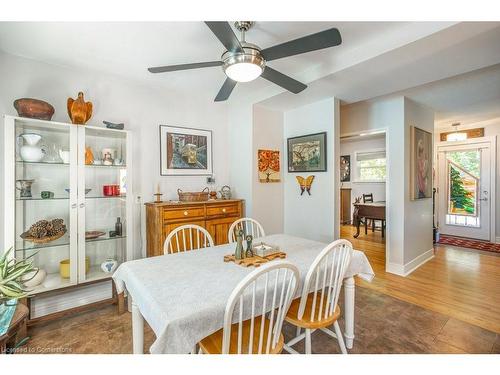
[{"left": 258, "top": 149, "right": 280, "bottom": 183}]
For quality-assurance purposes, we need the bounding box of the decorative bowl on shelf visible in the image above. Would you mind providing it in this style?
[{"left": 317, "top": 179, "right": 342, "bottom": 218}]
[
  {"left": 100, "top": 258, "right": 118, "bottom": 274},
  {"left": 20, "top": 218, "right": 67, "bottom": 244},
  {"left": 65, "top": 188, "right": 91, "bottom": 195},
  {"left": 85, "top": 231, "right": 106, "bottom": 240},
  {"left": 13, "top": 98, "right": 55, "bottom": 120}
]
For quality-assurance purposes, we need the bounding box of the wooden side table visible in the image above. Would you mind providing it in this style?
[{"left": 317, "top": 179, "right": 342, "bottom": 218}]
[{"left": 0, "top": 303, "right": 29, "bottom": 354}]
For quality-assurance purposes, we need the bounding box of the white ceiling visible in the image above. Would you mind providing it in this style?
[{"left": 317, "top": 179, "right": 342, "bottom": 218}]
[
  {"left": 398, "top": 64, "right": 500, "bottom": 127},
  {"left": 1, "top": 21, "right": 499, "bottom": 125},
  {"left": 0, "top": 21, "right": 453, "bottom": 101}
]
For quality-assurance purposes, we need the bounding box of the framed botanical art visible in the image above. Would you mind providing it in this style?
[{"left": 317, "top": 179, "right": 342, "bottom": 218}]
[
  {"left": 340, "top": 155, "right": 351, "bottom": 182},
  {"left": 159, "top": 125, "right": 213, "bottom": 176},
  {"left": 287, "top": 132, "right": 327, "bottom": 173},
  {"left": 410, "top": 126, "right": 432, "bottom": 199},
  {"left": 258, "top": 149, "right": 281, "bottom": 183}
]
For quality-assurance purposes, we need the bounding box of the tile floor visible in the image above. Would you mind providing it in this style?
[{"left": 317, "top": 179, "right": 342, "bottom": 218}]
[{"left": 18, "top": 286, "right": 500, "bottom": 354}]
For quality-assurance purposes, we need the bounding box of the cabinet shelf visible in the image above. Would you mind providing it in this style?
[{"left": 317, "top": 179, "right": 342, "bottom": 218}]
[
  {"left": 16, "top": 233, "right": 127, "bottom": 251},
  {"left": 86, "top": 195, "right": 127, "bottom": 199},
  {"left": 85, "top": 164, "right": 126, "bottom": 169},
  {"left": 16, "top": 234, "right": 70, "bottom": 252},
  {"left": 16, "top": 197, "right": 69, "bottom": 201},
  {"left": 85, "top": 234, "right": 126, "bottom": 243},
  {"left": 16, "top": 160, "right": 69, "bottom": 166}
]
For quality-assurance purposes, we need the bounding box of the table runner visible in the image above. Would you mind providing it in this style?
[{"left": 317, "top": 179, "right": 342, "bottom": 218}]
[{"left": 113, "top": 234, "right": 374, "bottom": 353}]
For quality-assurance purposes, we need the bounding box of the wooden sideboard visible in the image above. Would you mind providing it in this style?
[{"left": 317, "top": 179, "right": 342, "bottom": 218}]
[{"left": 145, "top": 199, "right": 244, "bottom": 257}]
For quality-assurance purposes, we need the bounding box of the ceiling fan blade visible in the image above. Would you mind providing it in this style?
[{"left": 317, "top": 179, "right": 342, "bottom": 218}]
[
  {"left": 148, "top": 61, "right": 222, "bottom": 73},
  {"left": 205, "top": 22, "right": 243, "bottom": 53},
  {"left": 261, "top": 28, "right": 342, "bottom": 62},
  {"left": 214, "top": 78, "right": 237, "bottom": 102},
  {"left": 260, "top": 67, "right": 307, "bottom": 94}
]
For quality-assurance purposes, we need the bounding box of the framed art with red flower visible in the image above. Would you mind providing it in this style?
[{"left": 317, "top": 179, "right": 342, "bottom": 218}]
[{"left": 258, "top": 149, "right": 281, "bottom": 183}]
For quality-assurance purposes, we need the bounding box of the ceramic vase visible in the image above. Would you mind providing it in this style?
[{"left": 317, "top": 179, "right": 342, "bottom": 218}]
[{"left": 101, "top": 258, "right": 118, "bottom": 274}]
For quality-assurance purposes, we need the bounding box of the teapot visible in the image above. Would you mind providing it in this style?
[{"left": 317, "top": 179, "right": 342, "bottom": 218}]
[
  {"left": 17, "top": 133, "right": 46, "bottom": 162},
  {"left": 219, "top": 185, "right": 232, "bottom": 200}
]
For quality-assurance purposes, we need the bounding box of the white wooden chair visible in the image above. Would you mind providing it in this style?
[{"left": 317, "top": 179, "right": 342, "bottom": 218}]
[
  {"left": 283, "top": 239, "right": 353, "bottom": 354},
  {"left": 163, "top": 224, "right": 214, "bottom": 255},
  {"left": 228, "top": 218, "right": 266, "bottom": 243},
  {"left": 198, "top": 260, "right": 300, "bottom": 354}
]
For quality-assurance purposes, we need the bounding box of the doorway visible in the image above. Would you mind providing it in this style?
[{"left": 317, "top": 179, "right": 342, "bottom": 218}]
[
  {"left": 437, "top": 138, "right": 496, "bottom": 242},
  {"left": 338, "top": 130, "right": 387, "bottom": 267}
]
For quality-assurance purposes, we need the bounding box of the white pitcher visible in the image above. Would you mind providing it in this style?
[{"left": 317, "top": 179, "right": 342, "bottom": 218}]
[
  {"left": 59, "top": 149, "right": 70, "bottom": 164},
  {"left": 17, "top": 133, "right": 46, "bottom": 162}
]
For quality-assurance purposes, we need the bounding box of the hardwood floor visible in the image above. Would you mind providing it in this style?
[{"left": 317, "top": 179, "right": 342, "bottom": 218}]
[{"left": 340, "top": 224, "right": 500, "bottom": 334}]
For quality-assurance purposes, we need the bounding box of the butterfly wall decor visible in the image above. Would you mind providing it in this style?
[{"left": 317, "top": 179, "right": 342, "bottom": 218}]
[{"left": 296, "top": 175, "right": 315, "bottom": 196}]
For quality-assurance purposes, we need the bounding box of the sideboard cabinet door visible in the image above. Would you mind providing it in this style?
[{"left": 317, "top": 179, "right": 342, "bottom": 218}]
[{"left": 206, "top": 216, "right": 239, "bottom": 245}]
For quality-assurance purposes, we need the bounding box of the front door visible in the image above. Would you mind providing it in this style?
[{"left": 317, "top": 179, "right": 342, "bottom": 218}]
[{"left": 437, "top": 139, "right": 493, "bottom": 241}]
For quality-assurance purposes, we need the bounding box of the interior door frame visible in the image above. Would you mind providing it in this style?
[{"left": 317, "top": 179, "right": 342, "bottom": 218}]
[{"left": 436, "top": 136, "right": 496, "bottom": 243}]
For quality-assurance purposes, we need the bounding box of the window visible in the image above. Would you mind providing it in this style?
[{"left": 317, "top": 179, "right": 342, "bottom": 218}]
[{"left": 355, "top": 150, "right": 386, "bottom": 182}]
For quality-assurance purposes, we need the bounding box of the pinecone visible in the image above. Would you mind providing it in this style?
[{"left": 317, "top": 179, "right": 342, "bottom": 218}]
[
  {"left": 28, "top": 220, "right": 49, "bottom": 238},
  {"left": 49, "top": 218, "right": 66, "bottom": 235}
]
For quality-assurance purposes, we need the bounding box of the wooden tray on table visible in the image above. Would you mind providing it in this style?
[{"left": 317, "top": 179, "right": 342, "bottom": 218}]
[{"left": 223, "top": 252, "right": 286, "bottom": 267}]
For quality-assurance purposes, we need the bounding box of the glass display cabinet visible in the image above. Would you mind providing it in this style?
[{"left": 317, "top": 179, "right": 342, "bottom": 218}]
[{"left": 2, "top": 115, "right": 133, "bottom": 319}]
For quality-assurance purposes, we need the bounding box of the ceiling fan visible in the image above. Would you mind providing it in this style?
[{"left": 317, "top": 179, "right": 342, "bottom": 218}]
[{"left": 148, "top": 21, "right": 342, "bottom": 102}]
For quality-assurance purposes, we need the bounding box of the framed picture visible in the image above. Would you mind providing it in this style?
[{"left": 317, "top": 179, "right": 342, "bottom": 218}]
[
  {"left": 410, "top": 126, "right": 432, "bottom": 199},
  {"left": 258, "top": 149, "right": 280, "bottom": 183},
  {"left": 287, "top": 132, "right": 327, "bottom": 173},
  {"left": 159, "top": 125, "right": 213, "bottom": 176},
  {"left": 340, "top": 155, "right": 351, "bottom": 182}
]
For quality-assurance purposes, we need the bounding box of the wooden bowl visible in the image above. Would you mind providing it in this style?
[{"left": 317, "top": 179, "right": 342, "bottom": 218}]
[{"left": 13, "top": 98, "right": 55, "bottom": 121}]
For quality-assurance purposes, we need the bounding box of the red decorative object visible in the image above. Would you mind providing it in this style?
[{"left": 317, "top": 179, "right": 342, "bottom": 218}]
[
  {"left": 438, "top": 234, "right": 500, "bottom": 254},
  {"left": 112, "top": 185, "right": 121, "bottom": 196},
  {"left": 103, "top": 185, "right": 114, "bottom": 196},
  {"left": 13, "top": 98, "right": 55, "bottom": 120}
]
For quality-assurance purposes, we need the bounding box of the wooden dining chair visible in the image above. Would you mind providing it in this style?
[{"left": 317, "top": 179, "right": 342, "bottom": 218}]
[
  {"left": 163, "top": 224, "right": 214, "bottom": 255},
  {"left": 283, "top": 239, "right": 353, "bottom": 354},
  {"left": 198, "top": 261, "right": 300, "bottom": 354},
  {"left": 228, "top": 218, "right": 266, "bottom": 243}
]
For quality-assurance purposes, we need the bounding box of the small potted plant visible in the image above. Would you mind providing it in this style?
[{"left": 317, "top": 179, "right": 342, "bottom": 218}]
[{"left": 0, "top": 248, "right": 37, "bottom": 336}]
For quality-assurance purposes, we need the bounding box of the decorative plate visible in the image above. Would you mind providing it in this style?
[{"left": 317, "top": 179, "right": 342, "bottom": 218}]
[{"left": 85, "top": 231, "right": 106, "bottom": 240}]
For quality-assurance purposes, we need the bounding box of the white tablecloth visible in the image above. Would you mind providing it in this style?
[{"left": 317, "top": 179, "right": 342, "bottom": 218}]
[{"left": 113, "top": 234, "right": 374, "bottom": 354}]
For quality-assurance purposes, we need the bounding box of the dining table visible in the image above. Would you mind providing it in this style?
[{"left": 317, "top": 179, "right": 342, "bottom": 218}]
[{"left": 113, "top": 234, "right": 375, "bottom": 354}]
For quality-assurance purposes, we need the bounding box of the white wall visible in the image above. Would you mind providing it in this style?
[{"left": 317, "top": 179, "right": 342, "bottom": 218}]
[
  {"left": 403, "top": 98, "right": 434, "bottom": 264},
  {"left": 340, "top": 135, "right": 386, "bottom": 209},
  {"left": 0, "top": 51, "right": 230, "bottom": 258},
  {"left": 252, "top": 106, "right": 284, "bottom": 234},
  {"left": 341, "top": 96, "right": 434, "bottom": 275},
  {"left": 283, "top": 98, "right": 339, "bottom": 243},
  {"left": 435, "top": 118, "right": 500, "bottom": 241}
]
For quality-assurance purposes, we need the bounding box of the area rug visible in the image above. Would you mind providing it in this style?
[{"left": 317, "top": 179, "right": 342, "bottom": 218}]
[{"left": 438, "top": 234, "right": 500, "bottom": 254}]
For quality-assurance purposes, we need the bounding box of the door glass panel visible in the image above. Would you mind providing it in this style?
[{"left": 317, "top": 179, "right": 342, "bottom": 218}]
[
  {"left": 14, "top": 120, "right": 74, "bottom": 292},
  {"left": 83, "top": 128, "right": 127, "bottom": 282},
  {"left": 445, "top": 150, "right": 480, "bottom": 227}
]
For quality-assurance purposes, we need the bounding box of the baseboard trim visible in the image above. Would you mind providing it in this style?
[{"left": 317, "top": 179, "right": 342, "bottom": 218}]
[{"left": 386, "top": 248, "right": 434, "bottom": 277}]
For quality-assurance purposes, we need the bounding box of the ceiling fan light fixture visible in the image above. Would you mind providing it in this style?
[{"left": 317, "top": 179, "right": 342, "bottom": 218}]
[
  {"left": 225, "top": 62, "right": 263, "bottom": 82},
  {"left": 222, "top": 43, "right": 265, "bottom": 82}
]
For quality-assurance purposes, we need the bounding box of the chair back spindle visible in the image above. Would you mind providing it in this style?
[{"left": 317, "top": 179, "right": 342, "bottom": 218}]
[
  {"left": 163, "top": 224, "right": 214, "bottom": 254},
  {"left": 222, "top": 261, "right": 299, "bottom": 354},
  {"left": 228, "top": 218, "right": 266, "bottom": 243},
  {"left": 298, "top": 239, "right": 353, "bottom": 322}
]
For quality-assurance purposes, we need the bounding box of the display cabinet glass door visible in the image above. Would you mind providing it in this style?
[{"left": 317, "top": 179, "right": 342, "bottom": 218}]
[
  {"left": 14, "top": 119, "right": 78, "bottom": 292},
  {"left": 78, "top": 127, "right": 127, "bottom": 283}
]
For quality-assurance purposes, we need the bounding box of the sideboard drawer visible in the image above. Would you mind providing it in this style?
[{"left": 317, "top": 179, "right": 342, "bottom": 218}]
[
  {"left": 163, "top": 207, "right": 205, "bottom": 221},
  {"left": 206, "top": 204, "right": 240, "bottom": 218}
]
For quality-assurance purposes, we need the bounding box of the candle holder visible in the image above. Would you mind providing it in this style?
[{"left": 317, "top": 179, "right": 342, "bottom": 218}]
[{"left": 154, "top": 193, "right": 163, "bottom": 203}]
